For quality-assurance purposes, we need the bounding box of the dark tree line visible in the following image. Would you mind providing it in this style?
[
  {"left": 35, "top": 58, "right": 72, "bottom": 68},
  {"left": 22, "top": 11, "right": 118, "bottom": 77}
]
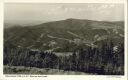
[{"left": 4, "top": 39, "right": 124, "bottom": 75}]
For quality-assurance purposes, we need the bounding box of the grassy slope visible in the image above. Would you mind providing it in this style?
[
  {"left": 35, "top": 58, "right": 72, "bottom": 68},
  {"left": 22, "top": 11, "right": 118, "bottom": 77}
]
[{"left": 4, "top": 66, "right": 90, "bottom": 75}]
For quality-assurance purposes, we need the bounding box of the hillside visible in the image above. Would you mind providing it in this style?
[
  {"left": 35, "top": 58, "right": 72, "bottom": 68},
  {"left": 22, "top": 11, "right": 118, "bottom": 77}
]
[{"left": 4, "top": 18, "right": 124, "bottom": 52}]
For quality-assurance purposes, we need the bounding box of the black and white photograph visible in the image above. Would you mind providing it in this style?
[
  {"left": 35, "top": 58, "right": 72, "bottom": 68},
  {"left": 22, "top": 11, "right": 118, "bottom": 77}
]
[{"left": 3, "top": 3, "right": 125, "bottom": 75}]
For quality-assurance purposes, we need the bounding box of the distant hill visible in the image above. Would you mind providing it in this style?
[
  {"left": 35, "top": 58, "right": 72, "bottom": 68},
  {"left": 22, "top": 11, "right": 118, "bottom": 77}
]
[
  {"left": 4, "top": 18, "right": 124, "bottom": 52},
  {"left": 4, "top": 23, "right": 21, "bottom": 28},
  {"left": 4, "top": 20, "right": 46, "bottom": 28}
]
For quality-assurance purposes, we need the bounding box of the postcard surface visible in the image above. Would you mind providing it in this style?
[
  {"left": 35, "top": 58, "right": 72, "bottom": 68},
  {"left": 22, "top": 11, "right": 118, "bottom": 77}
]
[{"left": 0, "top": 0, "right": 127, "bottom": 80}]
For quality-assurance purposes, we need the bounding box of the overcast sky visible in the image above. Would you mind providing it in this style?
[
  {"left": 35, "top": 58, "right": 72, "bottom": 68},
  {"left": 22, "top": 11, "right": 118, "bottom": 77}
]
[{"left": 4, "top": 3, "right": 124, "bottom": 25}]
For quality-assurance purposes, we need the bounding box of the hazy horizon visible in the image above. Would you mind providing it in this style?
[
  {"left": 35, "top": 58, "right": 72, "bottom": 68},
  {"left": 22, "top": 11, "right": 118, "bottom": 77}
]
[{"left": 4, "top": 3, "right": 124, "bottom": 25}]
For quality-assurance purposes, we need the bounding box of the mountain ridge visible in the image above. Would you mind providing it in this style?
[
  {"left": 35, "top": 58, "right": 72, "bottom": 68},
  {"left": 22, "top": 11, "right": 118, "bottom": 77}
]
[{"left": 4, "top": 18, "right": 124, "bottom": 52}]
